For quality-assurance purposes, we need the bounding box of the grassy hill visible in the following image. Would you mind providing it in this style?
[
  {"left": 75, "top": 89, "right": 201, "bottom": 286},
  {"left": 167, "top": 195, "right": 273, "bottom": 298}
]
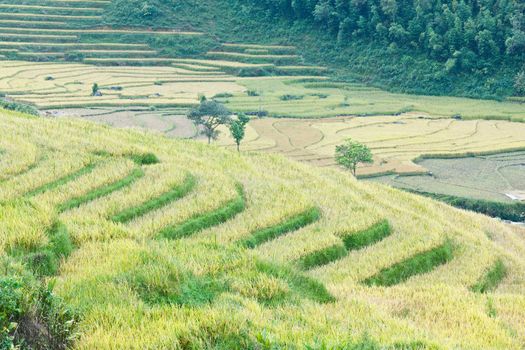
[{"left": 1, "top": 108, "right": 525, "bottom": 349}]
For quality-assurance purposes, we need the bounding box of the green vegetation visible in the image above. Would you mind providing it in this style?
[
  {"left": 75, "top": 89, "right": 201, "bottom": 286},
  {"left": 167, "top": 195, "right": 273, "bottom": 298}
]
[
  {"left": 239, "top": 207, "right": 321, "bottom": 248},
  {"left": 24, "top": 163, "right": 96, "bottom": 198},
  {"left": 297, "top": 220, "right": 392, "bottom": 269},
  {"left": 111, "top": 174, "right": 196, "bottom": 223},
  {"left": 335, "top": 139, "right": 374, "bottom": 176},
  {"left": 24, "top": 222, "right": 73, "bottom": 277},
  {"left": 158, "top": 184, "right": 246, "bottom": 240},
  {"left": 228, "top": 113, "right": 250, "bottom": 152},
  {"left": 240, "top": 0, "right": 524, "bottom": 99},
  {"left": 129, "top": 152, "right": 159, "bottom": 165},
  {"left": 408, "top": 190, "right": 525, "bottom": 223},
  {"left": 58, "top": 167, "right": 145, "bottom": 212},
  {"left": 0, "top": 275, "right": 78, "bottom": 350},
  {"left": 343, "top": 220, "right": 392, "bottom": 251},
  {"left": 188, "top": 99, "right": 232, "bottom": 144},
  {"left": 297, "top": 244, "right": 348, "bottom": 270},
  {"left": 363, "top": 240, "right": 454, "bottom": 287},
  {"left": 471, "top": 259, "right": 507, "bottom": 293},
  {"left": 0, "top": 98, "right": 38, "bottom": 115},
  {"left": 255, "top": 261, "right": 335, "bottom": 304}
]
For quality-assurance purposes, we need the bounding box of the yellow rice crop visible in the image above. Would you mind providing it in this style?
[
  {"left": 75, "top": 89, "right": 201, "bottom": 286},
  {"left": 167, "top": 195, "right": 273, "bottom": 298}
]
[{"left": 1, "top": 107, "right": 525, "bottom": 349}]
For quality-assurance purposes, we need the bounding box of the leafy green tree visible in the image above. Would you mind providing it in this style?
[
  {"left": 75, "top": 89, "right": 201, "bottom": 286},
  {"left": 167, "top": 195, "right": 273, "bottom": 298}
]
[
  {"left": 91, "top": 83, "right": 99, "bottom": 96},
  {"left": 335, "top": 139, "right": 373, "bottom": 176},
  {"left": 188, "top": 100, "right": 232, "bottom": 144},
  {"left": 229, "top": 114, "right": 250, "bottom": 152}
]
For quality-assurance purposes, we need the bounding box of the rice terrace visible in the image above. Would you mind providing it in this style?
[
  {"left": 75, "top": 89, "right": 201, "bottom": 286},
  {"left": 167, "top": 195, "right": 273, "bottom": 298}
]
[{"left": 1, "top": 0, "right": 525, "bottom": 349}]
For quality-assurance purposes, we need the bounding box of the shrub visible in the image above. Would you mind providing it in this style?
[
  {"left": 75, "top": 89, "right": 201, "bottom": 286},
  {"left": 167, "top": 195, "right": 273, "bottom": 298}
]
[
  {"left": 213, "top": 92, "right": 234, "bottom": 99},
  {"left": 0, "top": 99, "right": 38, "bottom": 116},
  {"left": 64, "top": 52, "right": 85, "bottom": 62},
  {"left": 279, "top": 94, "right": 304, "bottom": 101},
  {"left": 130, "top": 152, "right": 160, "bottom": 165},
  {"left": 0, "top": 277, "right": 78, "bottom": 350}
]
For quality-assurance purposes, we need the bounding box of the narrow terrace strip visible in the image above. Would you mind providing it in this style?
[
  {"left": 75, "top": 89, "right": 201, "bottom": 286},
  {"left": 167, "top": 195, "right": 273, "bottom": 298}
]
[
  {"left": 23, "top": 163, "right": 95, "bottom": 197},
  {"left": 362, "top": 240, "right": 454, "bottom": 287},
  {"left": 296, "top": 220, "right": 392, "bottom": 270},
  {"left": 239, "top": 207, "right": 321, "bottom": 249},
  {"left": 470, "top": 259, "right": 507, "bottom": 293},
  {"left": 111, "top": 174, "right": 196, "bottom": 223},
  {"left": 157, "top": 184, "right": 245, "bottom": 240},
  {"left": 57, "top": 167, "right": 144, "bottom": 212}
]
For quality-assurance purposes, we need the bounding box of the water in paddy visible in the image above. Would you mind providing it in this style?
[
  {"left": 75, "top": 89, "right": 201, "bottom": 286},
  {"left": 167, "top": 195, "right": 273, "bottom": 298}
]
[{"left": 369, "top": 151, "right": 525, "bottom": 203}]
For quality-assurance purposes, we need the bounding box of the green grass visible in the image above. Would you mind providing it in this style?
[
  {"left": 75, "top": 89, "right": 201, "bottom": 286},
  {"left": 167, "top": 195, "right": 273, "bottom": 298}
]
[
  {"left": 296, "top": 244, "right": 348, "bottom": 270},
  {"left": 239, "top": 207, "right": 321, "bottom": 249},
  {"left": 296, "top": 220, "right": 392, "bottom": 270},
  {"left": 111, "top": 174, "right": 196, "bottom": 223},
  {"left": 24, "top": 163, "right": 96, "bottom": 197},
  {"left": 158, "top": 184, "right": 245, "bottom": 240},
  {"left": 24, "top": 222, "right": 74, "bottom": 277},
  {"left": 362, "top": 240, "right": 455, "bottom": 287},
  {"left": 470, "top": 259, "right": 507, "bottom": 293},
  {"left": 255, "top": 261, "right": 335, "bottom": 304},
  {"left": 128, "top": 152, "right": 159, "bottom": 165},
  {"left": 221, "top": 78, "right": 525, "bottom": 120},
  {"left": 58, "top": 167, "right": 145, "bottom": 212},
  {"left": 343, "top": 220, "right": 392, "bottom": 251}
]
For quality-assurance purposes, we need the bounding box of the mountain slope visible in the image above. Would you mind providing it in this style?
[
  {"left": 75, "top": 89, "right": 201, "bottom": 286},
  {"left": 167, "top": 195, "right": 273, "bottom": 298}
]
[{"left": 1, "top": 109, "right": 525, "bottom": 349}]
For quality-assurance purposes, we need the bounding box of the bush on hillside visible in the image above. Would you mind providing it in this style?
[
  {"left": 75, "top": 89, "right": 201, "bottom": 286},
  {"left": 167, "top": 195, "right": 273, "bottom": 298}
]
[
  {"left": 0, "top": 275, "right": 78, "bottom": 349},
  {"left": 0, "top": 99, "right": 38, "bottom": 116}
]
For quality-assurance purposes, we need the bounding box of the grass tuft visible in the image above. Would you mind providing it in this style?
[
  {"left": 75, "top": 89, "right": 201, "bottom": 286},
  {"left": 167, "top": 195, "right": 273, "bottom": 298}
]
[
  {"left": 363, "top": 240, "right": 454, "bottom": 287},
  {"left": 470, "top": 259, "right": 507, "bottom": 293},
  {"left": 239, "top": 207, "right": 321, "bottom": 249},
  {"left": 111, "top": 174, "right": 196, "bottom": 223},
  {"left": 129, "top": 153, "right": 159, "bottom": 165}
]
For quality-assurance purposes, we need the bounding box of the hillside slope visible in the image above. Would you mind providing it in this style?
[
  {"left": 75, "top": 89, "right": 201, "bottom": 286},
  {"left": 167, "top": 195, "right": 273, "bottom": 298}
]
[
  {"left": 1, "top": 109, "right": 525, "bottom": 349},
  {"left": 101, "top": 0, "right": 525, "bottom": 100}
]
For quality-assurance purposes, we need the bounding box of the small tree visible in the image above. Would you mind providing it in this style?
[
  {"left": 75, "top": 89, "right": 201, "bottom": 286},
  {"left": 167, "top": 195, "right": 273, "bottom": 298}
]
[
  {"left": 91, "top": 83, "right": 99, "bottom": 96},
  {"left": 335, "top": 139, "right": 373, "bottom": 176},
  {"left": 229, "top": 114, "right": 250, "bottom": 152},
  {"left": 187, "top": 99, "right": 231, "bottom": 144},
  {"left": 514, "top": 71, "right": 525, "bottom": 96}
]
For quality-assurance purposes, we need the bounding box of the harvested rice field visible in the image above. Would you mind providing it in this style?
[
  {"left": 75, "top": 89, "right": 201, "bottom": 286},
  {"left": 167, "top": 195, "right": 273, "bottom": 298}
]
[
  {"left": 371, "top": 152, "right": 525, "bottom": 203},
  {"left": 216, "top": 114, "right": 525, "bottom": 176}
]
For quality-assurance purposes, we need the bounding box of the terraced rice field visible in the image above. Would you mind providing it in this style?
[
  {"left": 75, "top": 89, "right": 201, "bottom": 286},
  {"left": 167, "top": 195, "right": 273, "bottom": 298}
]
[
  {"left": 2, "top": 108, "right": 525, "bottom": 348},
  {"left": 371, "top": 152, "right": 525, "bottom": 202},
  {"left": 0, "top": 60, "right": 246, "bottom": 108},
  {"left": 217, "top": 78, "right": 525, "bottom": 121},
  {"left": 0, "top": 0, "right": 207, "bottom": 63},
  {"left": 216, "top": 113, "right": 525, "bottom": 176}
]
